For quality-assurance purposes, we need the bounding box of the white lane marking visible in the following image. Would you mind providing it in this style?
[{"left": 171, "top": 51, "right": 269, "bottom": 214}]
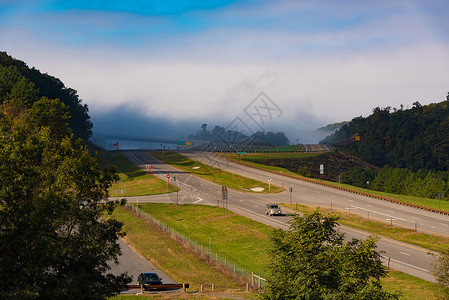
[
  {"left": 193, "top": 198, "right": 203, "bottom": 203},
  {"left": 254, "top": 205, "right": 260, "bottom": 208},
  {"left": 351, "top": 206, "right": 407, "bottom": 221},
  {"left": 367, "top": 205, "right": 373, "bottom": 208},
  {"left": 412, "top": 217, "right": 420, "bottom": 219},
  {"left": 400, "top": 252, "right": 411, "bottom": 256},
  {"left": 439, "top": 223, "right": 449, "bottom": 227},
  {"left": 388, "top": 210, "right": 395, "bottom": 213}
]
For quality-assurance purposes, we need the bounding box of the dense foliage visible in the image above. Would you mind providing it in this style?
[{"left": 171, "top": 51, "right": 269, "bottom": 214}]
[
  {"left": 432, "top": 249, "right": 449, "bottom": 298},
  {"left": 0, "top": 52, "right": 92, "bottom": 141},
  {"left": 322, "top": 97, "right": 449, "bottom": 171},
  {"left": 187, "top": 123, "right": 289, "bottom": 146},
  {"left": 341, "top": 166, "right": 449, "bottom": 199},
  {"left": 262, "top": 210, "right": 397, "bottom": 300},
  {"left": 0, "top": 98, "right": 130, "bottom": 298}
]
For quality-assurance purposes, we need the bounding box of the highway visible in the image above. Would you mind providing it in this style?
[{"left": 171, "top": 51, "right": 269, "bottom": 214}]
[{"left": 121, "top": 150, "right": 445, "bottom": 283}]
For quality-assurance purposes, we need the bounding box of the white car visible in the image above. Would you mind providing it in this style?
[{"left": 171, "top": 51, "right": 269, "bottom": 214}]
[{"left": 265, "top": 203, "right": 282, "bottom": 216}]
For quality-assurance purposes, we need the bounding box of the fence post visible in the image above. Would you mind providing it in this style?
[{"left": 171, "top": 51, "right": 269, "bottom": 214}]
[{"left": 251, "top": 272, "right": 254, "bottom": 287}]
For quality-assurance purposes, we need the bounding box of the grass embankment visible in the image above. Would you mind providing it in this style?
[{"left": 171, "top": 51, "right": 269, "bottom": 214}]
[
  {"left": 109, "top": 203, "right": 444, "bottom": 300},
  {"left": 96, "top": 151, "right": 177, "bottom": 197},
  {"left": 222, "top": 152, "right": 449, "bottom": 213},
  {"left": 151, "top": 151, "right": 283, "bottom": 193},
  {"left": 283, "top": 203, "right": 449, "bottom": 254},
  {"left": 108, "top": 205, "right": 258, "bottom": 299}
]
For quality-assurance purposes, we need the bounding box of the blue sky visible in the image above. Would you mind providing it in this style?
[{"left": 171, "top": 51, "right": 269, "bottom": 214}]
[{"left": 1, "top": 0, "right": 449, "bottom": 142}]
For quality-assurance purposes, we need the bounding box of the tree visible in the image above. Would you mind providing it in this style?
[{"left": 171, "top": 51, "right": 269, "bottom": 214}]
[
  {"left": 432, "top": 249, "right": 449, "bottom": 298},
  {"left": 0, "top": 99, "right": 131, "bottom": 299},
  {"left": 262, "top": 210, "right": 398, "bottom": 300}
]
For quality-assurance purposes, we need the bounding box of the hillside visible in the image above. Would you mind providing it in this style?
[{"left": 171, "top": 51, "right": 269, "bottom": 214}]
[
  {"left": 322, "top": 95, "right": 449, "bottom": 172},
  {"left": 244, "top": 151, "right": 378, "bottom": 182},
  {"left": 0, "top": 52, "right": 92, "bottom": 141}
]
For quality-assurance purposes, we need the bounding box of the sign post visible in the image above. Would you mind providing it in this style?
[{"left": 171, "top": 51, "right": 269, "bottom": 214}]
[
  {"left": 166, "top": 173, "right": 171, "bottom": 187},
  {"left": 222, "top": 186, "right": 228, "bottom": 216},
  {"left": 174, "top": 176, "right": 178, "bottom": 205},
  {"left": 289, "top": 187, "right": 293, "bottom": 204}
]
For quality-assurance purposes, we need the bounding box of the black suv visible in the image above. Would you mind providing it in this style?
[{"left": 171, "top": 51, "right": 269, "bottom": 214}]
[{"left": 137, "top": 272, "right": 163, "bottom": 288}]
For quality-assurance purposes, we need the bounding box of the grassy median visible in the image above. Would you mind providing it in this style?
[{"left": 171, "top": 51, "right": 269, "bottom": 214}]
[
  {"left": 108, "top": 203, "right": 444, "bottom": 299},
  {"left": 151, "top": 151, "right": 283, "bottom": 193},
  {"left": 97, "top": 151, "right": 178, "bottom": 196},
  {"left": 282, "top": 203, "right": 449, "bottom": 254}
]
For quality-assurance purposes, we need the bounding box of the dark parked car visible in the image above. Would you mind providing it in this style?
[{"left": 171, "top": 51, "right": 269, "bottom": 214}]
[{"left": 137, "top": 272, "right": 163, "bottom": 289}]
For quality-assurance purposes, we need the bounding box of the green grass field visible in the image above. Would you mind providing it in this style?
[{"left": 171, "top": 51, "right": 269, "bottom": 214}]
[
  {"left": 96, "top": 151, "right": 178, "bottom": 196},
  {"left": 226, "top": 151, "right": 322, "bottom": 161},
  {"left": 283, "top": 203, "right": 449, "bottom": 253},
  {"left": 151, "top": 151, "right": 283, "bottom": 193},
  {"left": 108, "top": 203, "right": 445, "bottom": 299},
  {"left": 107, "top": 206, "right": 257, "bottom": 299}
]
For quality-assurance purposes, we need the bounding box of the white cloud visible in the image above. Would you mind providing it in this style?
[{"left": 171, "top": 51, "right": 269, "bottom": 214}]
[{"left": 1, "top": 0, "right": 449, "bottom": 142}]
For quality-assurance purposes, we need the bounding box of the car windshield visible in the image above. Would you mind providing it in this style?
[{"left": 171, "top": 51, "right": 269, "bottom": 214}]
[
  {"left": 144, "top": 274, "right": 159, "bottom": 281},
  {"left": 269, "top": 205, "right": 279, "bottom": 209}
]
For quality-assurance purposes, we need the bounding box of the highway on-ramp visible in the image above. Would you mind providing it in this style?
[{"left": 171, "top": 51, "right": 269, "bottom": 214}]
[{"left": 119, "top": 150, "right": 445, "bottom": 283}]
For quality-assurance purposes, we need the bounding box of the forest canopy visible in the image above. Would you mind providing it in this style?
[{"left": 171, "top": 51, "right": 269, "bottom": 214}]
[
  {"left": 322, "top": 96, "right": 449, "bottom": 172},
  {"left": 0, "top": 52, "right": 92, "bottom": 141}
]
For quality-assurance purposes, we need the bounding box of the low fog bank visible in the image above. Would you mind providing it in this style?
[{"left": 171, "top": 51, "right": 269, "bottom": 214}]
[{"left": 90, "top": 105, "right": 336, "bottom": 146}]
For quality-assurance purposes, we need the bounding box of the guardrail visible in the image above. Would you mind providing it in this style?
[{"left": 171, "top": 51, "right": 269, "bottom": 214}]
[
  {"left": 123, "top": 283, "right": 189, "bottom": 293},
  {"left": 219, "top": 154, "right": 449, "bottom": 216}
]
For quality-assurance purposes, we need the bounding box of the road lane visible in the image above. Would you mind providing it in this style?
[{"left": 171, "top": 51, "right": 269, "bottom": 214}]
[
  {"left": 119, "top": 150, "right": 439, "bottom": 282},
  {"left": 185, "top": 152, "right": 449, "bottom": 238}
]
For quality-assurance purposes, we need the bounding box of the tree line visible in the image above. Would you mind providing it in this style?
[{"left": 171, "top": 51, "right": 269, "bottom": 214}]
[
  {"left": 342, "top": 166, "right": 449, "bottom": 200},
  {"left": 0, "top": 55, "right": 129, "bottom": 298},
  {"left": 0, "top": 52, "right": 92, "bottom": 141},
  {"left": 187, "top": 123, "right": 290, "bottom": 146},
  {"left": 322, "top": 95, "right": 449, "bottom": 171}
]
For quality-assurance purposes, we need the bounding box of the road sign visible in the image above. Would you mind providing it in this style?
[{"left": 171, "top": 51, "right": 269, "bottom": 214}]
[
  {"left": 267, "top": 177, "right": 271, "bottom": 181},
  {"left": 320, "top": 164, "right": 324, "bottom": 175},
  {"left": 166, "top": 173, "right": 171, "bottom": 187}
]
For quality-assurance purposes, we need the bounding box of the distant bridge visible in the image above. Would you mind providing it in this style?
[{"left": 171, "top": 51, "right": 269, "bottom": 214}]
[
  {"left": 91, "top": 132, "right": 202, "bottom": 150},
  {"left": 91, "top": 132, "right": 332, "bottom": 152}
]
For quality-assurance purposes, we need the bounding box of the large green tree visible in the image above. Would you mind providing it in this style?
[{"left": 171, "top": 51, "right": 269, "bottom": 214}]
[
  {"left": 432, "top": 249, "right": 449, "bottom": 298},
  {"left": 0, "top": 99, "right": 130, "bottom": 299},
  {"left": 262, "top": 210, "right": 398, "bottom": 300},
  {"left": 0, "top": 52, "right": 92, "bottom": 141}
]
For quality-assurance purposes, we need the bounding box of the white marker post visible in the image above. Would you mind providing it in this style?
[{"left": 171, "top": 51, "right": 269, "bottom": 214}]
[{"left": 268, "top": 177, "right": 271, "bottom": 192}]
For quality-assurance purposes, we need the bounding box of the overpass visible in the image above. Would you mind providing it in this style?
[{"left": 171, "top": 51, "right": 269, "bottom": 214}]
[{"left": 91, "top": 132, "right": 200, "bottom": 150}]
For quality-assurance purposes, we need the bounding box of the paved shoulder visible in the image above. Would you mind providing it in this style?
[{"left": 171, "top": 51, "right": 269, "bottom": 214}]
[{"left": 109, "top": 238, "right": 177, "bottom": 285}]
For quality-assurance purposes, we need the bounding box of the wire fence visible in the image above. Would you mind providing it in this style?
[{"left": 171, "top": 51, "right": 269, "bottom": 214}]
[{"left": 124, "top": 203, "right": 267, "bottom": 288}]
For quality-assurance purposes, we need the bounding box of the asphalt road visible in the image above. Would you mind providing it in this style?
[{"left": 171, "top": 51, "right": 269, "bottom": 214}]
[{"left": 118, "top": 150, "right": 445, "bottom": 283}]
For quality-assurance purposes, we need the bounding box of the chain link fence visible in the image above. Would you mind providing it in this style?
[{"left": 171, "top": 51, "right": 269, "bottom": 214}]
[{"left": 125, "top": 203, "right": 267, "bottom": 288}]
